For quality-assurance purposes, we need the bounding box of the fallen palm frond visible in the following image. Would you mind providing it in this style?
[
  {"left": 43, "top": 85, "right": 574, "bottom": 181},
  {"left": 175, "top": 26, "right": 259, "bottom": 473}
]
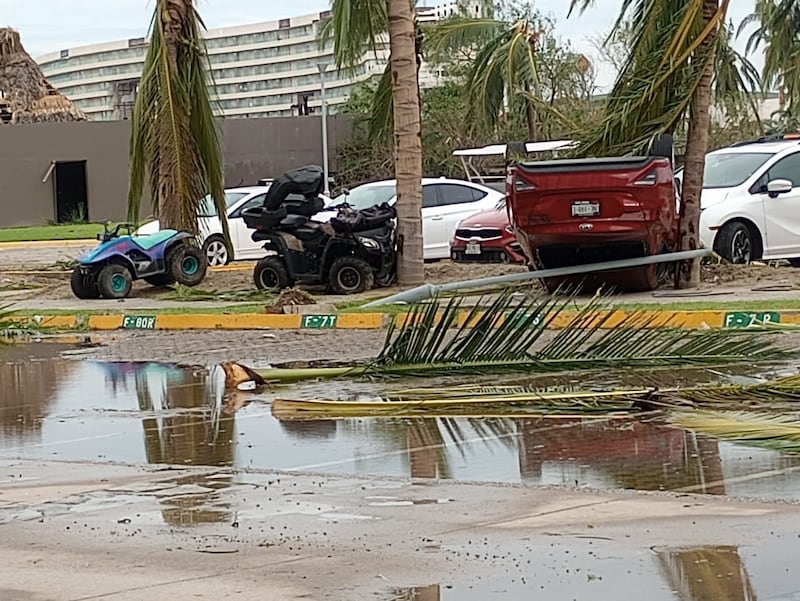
[
  {"left": 251, "top": 288, "right": 795, "bottom": 383},
  {"left": 669, "top": 410, "right": 800, "bottom": 453},
  {"left": 163, "top": 283, "right": 276, "bottom": 303},
  {"left": 271, "top": 374, "right": 800, "bottom": 421}
]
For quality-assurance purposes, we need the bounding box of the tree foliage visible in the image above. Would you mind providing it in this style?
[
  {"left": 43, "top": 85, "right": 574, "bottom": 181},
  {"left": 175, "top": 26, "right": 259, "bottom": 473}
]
[{"left": 127, "top": 0, "right": 227, "bottom": 243}]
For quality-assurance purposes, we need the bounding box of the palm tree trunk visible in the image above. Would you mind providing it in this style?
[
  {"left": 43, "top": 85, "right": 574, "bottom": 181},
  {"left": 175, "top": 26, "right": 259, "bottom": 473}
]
[
  {"left": 676, "top": 0, "right": 720, "bottom": 289},
  {"left": 158, "top": 0, "right": 192, "bottom": 233},
  {"left": 388, "top": 0, "right": 424, "bottom": 286}
]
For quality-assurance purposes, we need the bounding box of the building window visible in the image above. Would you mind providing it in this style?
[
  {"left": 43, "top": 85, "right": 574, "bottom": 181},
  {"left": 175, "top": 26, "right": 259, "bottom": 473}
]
[
  {"left": 279, "top": 18, "right": 290, "bottom": 29},
  {"left": 60, "top": 49, "right": 69, "bottom": 59}
]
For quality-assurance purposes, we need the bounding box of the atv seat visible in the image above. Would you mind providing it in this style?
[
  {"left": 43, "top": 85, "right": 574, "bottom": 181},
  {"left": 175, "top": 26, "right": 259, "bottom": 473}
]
[{"left": 132, "top": 229, "right": 179, "bottom": 250}]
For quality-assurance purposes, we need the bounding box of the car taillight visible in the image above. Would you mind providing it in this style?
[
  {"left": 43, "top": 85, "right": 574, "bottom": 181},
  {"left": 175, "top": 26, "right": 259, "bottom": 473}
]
[
  {"left": 513, "top": 177, "right": 536, "bottom": 192},
  {"left": 633, "top": 170, "right": 657, "bottom": 186}
]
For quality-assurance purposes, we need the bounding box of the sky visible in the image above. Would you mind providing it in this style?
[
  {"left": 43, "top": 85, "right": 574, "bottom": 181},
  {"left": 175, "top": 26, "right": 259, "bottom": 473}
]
[{"left": 1, "top": 0, "right": 760, "bottom": 91}]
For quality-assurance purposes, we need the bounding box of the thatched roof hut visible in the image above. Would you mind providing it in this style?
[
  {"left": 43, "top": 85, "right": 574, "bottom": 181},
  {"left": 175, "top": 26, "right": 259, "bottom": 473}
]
[{"left": 0, "top": 27, "right": 88, "bottom": 124}]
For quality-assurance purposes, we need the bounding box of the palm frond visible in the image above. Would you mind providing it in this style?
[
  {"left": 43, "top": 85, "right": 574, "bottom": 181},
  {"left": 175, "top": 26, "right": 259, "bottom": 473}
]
[
  {"left": 127, "top": 0, "right": 228, "bottom": 245},
  {"left": 367, "top": 63, "right": 394, "bottom": 141},
  {"left": 670, "top": 410, "right": 800, "bottom": 453},
  {"left": 249, "top": 288, "right": 797, "bottom": 383},
  {"left": 317, "top": 0, "right": 388, "bottom": 72},
  {"left": 571, "top": 0, "right": 739, "bottom": 157}
]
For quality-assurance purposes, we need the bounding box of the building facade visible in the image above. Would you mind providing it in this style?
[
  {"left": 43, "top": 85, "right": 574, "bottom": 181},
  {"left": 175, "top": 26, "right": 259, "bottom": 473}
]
[{"left": 37, "top": 1, "right": 485, "bottom": 121}]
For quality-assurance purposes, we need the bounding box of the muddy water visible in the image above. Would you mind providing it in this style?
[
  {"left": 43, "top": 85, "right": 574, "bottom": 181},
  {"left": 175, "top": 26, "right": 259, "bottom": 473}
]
[{"left": 2, "top": 357, "right": 800, "bottom": 502}]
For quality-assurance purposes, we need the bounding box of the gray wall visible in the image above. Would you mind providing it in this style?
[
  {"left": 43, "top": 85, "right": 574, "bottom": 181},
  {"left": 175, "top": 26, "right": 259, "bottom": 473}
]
[{"left": 0, "top": 115, "right": 352, "bottom": 228}]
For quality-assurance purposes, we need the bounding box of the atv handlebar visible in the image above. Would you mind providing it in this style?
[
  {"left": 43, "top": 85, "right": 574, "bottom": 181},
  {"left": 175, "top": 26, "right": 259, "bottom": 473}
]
[{"left": 98, "top": 222, "right": 137, "bottom": 242}]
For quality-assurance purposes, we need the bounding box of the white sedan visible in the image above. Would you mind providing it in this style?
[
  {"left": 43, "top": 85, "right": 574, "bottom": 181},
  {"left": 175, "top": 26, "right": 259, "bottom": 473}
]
[
  {"left": 135, "top": 186, "right": 332, "bottom": 266},
  {"left": 316, "top": 177, "right": 505, "bottom": 260}
]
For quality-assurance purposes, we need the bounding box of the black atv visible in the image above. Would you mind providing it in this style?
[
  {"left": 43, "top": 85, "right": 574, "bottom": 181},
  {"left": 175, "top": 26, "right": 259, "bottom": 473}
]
[{"left": 242, "top": 165, "right": 397, "bottom": 294}]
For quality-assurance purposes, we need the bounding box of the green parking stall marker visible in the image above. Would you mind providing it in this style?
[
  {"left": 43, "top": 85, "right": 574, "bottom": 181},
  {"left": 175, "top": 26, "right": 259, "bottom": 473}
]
[
  {"left": 301, "top": 314, "right": 338, "bottom": 329},
  {"left": 506, "top": 312, "right": 545, "bottom": 328},
  {"left": 122, "top": 315, "right": 157, "bottom": 330},
  {"left": 723, "top": 311, "right": 781, "bottom": 328}
]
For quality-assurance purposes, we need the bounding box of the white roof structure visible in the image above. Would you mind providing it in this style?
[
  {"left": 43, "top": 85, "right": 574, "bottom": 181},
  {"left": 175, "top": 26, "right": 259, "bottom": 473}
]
[{"left": 452, "top": 140, "right": 577, "bottom": 157}]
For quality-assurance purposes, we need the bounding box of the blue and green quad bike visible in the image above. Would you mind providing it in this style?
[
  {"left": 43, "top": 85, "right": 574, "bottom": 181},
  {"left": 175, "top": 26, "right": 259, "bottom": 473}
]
[{"left": 70, "top": 223, "right": 207, "bottom": 299}]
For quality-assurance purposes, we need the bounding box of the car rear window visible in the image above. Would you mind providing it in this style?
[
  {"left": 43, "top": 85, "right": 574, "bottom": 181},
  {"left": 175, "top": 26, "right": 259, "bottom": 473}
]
[{"left": 703, "top": 152, "right": 774, "bottom": 188}]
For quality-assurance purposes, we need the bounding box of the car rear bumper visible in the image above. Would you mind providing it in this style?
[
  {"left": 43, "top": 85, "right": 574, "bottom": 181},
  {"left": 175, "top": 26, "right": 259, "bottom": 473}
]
[{"left": 450, "top": 239, "right": 526, "bottom": 264}]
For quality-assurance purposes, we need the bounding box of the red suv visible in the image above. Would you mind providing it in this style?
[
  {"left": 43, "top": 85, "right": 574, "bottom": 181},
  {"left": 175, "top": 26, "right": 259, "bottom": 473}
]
[
  {"left": 450, "top": 207, "right": 526, "bottom": 264},
  {"left": 507, "top": 156, "right": 678, "bottom": 292}
]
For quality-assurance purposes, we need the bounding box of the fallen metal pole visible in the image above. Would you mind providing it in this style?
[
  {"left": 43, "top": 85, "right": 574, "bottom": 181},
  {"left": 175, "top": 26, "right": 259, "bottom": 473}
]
[{"left": 363, "top": 248, "right": 712, "bottom": 307}]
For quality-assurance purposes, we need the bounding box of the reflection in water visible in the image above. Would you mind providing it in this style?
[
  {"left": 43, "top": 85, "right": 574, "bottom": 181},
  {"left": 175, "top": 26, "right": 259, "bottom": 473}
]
[
  {"left": 392, "top": 585, "right": 440, "bottom": 601},
  {"left": 515, "top": 416, "right": 737, "bottom": 493},
  {"left": 5, "top": 358, "right": 800, "bottom": 503},
  {"left": 657, "top": 546, "right": 756, "bottom": 601},
  {"left": 103, "top": 362, "right": 236, "bottom": 526},
  {"left": 0, "top": 360, "right": 69, "bottom": 443}
]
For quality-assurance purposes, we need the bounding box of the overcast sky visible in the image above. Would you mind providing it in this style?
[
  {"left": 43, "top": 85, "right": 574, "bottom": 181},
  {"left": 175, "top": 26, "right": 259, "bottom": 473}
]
[{"left": 2, "top": 0, "right": 760, "bottom": 90}]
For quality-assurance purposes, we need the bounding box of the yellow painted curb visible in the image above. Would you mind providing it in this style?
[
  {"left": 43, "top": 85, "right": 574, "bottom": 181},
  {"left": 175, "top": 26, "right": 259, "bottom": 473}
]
[
  {"left": 0, "top": 239, "right": 96, "bottom": 249},
  {"left": 7, "top": 308, "right": 798, "bottom": 333}
]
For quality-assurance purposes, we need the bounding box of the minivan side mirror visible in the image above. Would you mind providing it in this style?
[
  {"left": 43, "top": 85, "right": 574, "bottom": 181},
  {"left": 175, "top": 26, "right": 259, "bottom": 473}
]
[{"left": 767, "top": 178, "right": 793, "bottom": 197}]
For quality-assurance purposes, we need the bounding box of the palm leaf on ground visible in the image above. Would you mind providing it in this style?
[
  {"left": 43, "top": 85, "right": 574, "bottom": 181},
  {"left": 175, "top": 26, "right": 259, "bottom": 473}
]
[
  {"left": 669, "top": 410, "right": 800, "bottom": 453},
  {"left": 246, "top": 288, "right": 795, "bottom": 383}
]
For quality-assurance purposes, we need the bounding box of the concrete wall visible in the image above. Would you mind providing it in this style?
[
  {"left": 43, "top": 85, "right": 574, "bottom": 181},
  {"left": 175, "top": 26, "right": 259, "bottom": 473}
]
[{"left": 0, "top": 115, "right": 352, "bottom": 228}]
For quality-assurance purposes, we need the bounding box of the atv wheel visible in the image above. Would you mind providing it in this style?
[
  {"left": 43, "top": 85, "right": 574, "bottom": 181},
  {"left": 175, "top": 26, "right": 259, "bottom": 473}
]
[
  {"left": 70, "top": 268, "right": 100, "bottom": 299},
  {"left": 97, "top": 264, "right": 133, "bottom": 299},
  {"left": 144, "top": 274, "right": 175, "bottom": 287},
  {"left": 330, "top": 256, "right": 374, "bottom": 295},
  {"left": 168, "top": 245, "right": 207, "bottom": 286},
  {"left": 253, "top": 256, "right": 290, "bottom": 291}
]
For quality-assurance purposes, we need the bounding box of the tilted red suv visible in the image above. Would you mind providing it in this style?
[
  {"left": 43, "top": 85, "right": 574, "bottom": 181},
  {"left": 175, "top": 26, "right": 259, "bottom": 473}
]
[{"left": 507, "top": 156, "right": 678, "bottom": 292}]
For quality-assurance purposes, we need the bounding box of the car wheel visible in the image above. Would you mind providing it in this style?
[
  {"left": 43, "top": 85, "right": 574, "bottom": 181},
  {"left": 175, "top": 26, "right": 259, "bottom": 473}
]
[
  {"left": 97, "top": 264, "right": 133, "bottom": 299},
  {"left": 714, "top": 222, "right": 753, "bottom": 264},
  {"left": 168, "top": 244, "right": 207, "bottom": 286},
  {"left": 203, "top": 236, "right": 231, "bottom": 266},
  {"left": 329, "top": 256, "right": 374, "bottom": 295},
  {"left": 70, "top": 268, "right": 100, "bottom": 299},
  {"left": 253, "top": 256, "right": 291, "bottom": 291}
]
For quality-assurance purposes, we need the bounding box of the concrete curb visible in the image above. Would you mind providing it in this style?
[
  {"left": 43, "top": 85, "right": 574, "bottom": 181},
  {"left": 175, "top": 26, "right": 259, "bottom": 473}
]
[
  {"left": 0, "top": 239, "right": 96, "bottom": 249},
  {"left": 10, "top": 308, "right": 797, "bottom": 332}
]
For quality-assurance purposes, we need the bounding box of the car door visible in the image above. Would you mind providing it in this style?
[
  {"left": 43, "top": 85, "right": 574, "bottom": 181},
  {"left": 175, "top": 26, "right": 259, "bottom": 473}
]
[
  {"left": 420, "top": 185, "right": 446, "bottom": 259},
  {"left": 431, "top": 183, "right": 488, "bottom": 257},
  {"left": 228, "top": 193, "right": 267, "bottom": 259},
  {"left": 759, "top": 152, "right": 800, "bottom": 257}
]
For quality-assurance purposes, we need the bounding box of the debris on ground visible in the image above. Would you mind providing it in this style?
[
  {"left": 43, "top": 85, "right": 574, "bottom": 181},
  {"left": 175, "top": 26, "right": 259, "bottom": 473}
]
[
  {"left": 220, "top": 361, "right": 267, "bottom": 391},
  {"left": 265, "top": 288, "right": 317, "bottom": 314}
]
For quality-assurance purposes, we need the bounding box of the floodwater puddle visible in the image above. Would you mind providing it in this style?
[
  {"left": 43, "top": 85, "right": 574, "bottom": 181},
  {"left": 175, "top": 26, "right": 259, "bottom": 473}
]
[
  {"left": 390, "top": 543, "right": 800, "bottom": 600},
  {"left": 2, "top": 356, "right": 800, "bottom": 503}
]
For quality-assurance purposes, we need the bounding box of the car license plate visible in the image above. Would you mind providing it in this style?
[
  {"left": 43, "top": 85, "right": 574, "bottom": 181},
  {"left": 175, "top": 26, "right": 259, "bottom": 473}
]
[
  {"left": 572, "top": 201, "right": 600, "bottom": 217},
  {"left": 465, "top": 243, "right": 481, "bottom": 255}
]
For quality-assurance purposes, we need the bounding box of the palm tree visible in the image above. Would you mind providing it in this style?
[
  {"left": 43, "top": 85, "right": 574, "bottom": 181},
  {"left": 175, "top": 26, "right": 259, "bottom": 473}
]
[
  {"left": 744, "top": 0, "right": 800, "bottom": 117},
  {"left": 424, "top": 8, "right": 548, "bottom": 141},
  {"left": 568, "top": 0, "right": 733, "bottom": 289},
  {"left": 319, "top": 0, "right": 424, "bottom": 286},
  {"left": 127, "top": 0, "right": 228, "bottom": 242}
]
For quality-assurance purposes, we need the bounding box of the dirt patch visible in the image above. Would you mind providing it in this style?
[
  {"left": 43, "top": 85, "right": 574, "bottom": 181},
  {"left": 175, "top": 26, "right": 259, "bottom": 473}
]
[{"left": 2, "top": 259, "right": 798, "bottom": 305}]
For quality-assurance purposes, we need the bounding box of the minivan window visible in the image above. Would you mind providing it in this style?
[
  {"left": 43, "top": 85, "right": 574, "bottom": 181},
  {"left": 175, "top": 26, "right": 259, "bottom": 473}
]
[{"left": 703, "top": 152, "right": 774, "bottom": 188}]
